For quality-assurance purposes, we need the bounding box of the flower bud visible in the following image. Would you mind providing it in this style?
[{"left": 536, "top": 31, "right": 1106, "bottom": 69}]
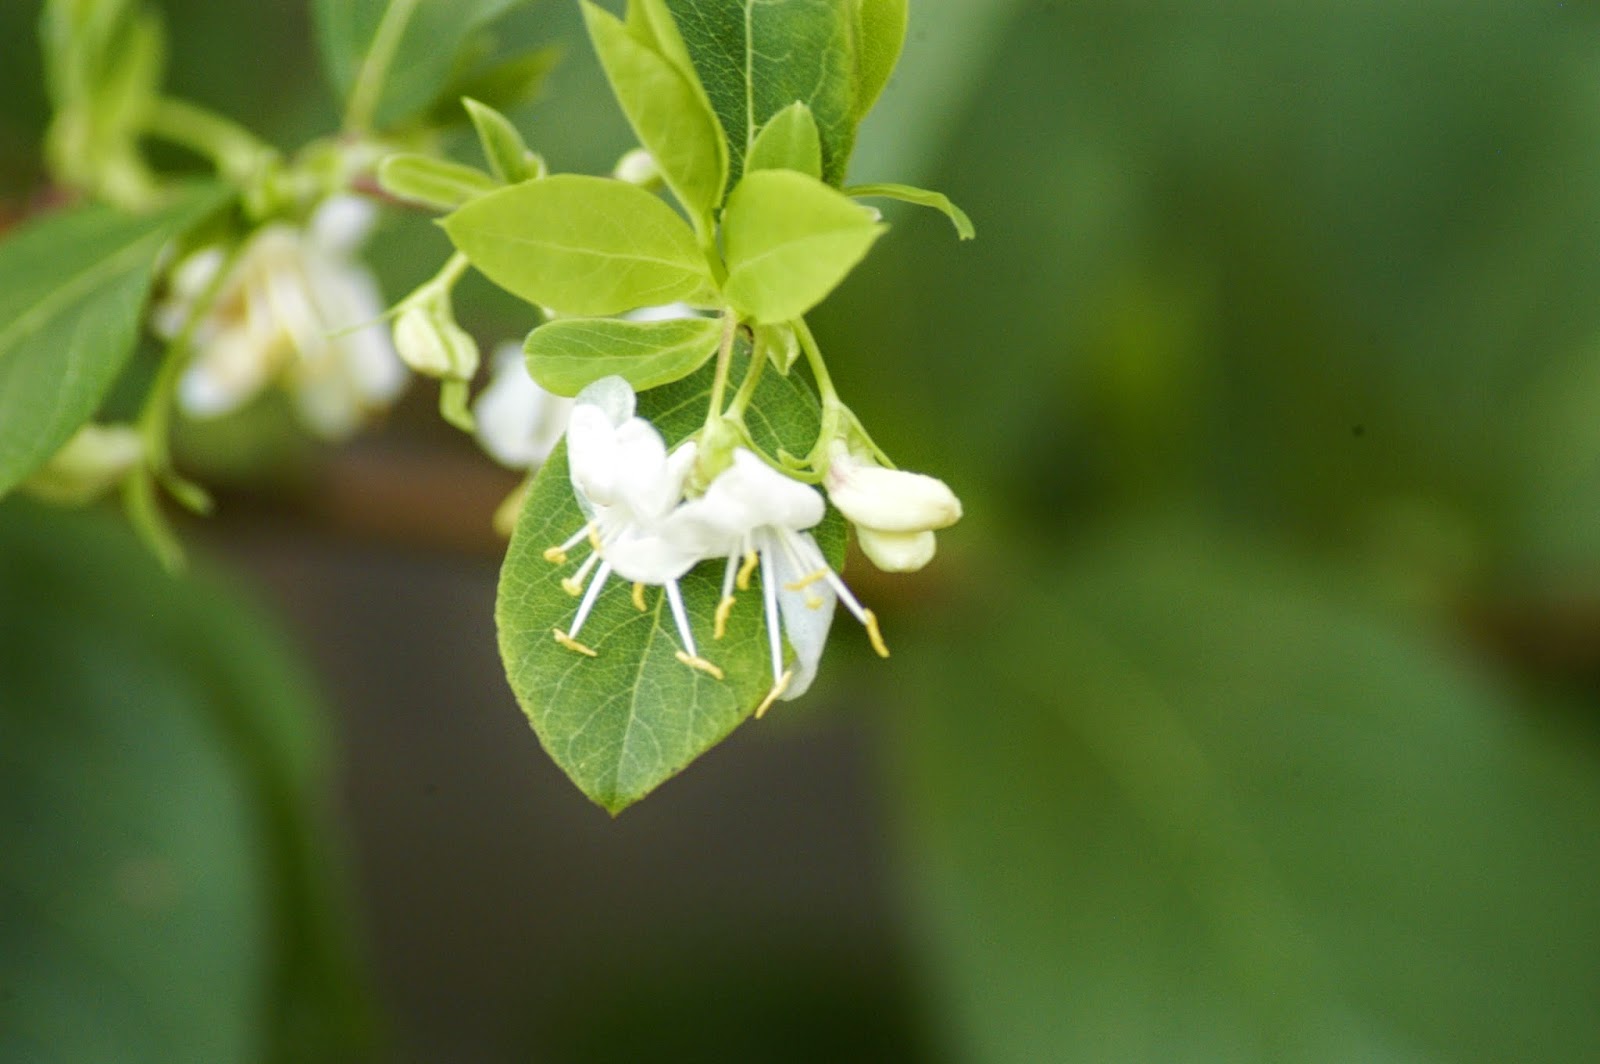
[
  {"left": 612, "top": 148, "right": 661, "bottom": 187},
  {"left": 856, "top": 527, "right": 937, "bottom": 572},
  {"left": 824, "top": 444, "right": 962, "bottom": 533},
  {"left": 22, "top": 424, "right": 144, "bottom": 506},
  {"left": 393, "top": 303, "right": 480, "bottom": 380}
]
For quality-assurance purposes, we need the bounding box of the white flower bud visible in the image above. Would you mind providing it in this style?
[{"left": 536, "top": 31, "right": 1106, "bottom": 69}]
[
  {"left": 22, "top": 424, "right": 145, "bottom": 506},
  {"left": 856, "top": 527, "right": 937, "bottom": 572},
  {"left": 612, "top": 148, "right": 661, "bottom": 187},
  {"left": 824, "top": 443, "right": 962, "bottom": 534},
  {"left": 393, "top": 304, "right": 479, "bottom": 380}
]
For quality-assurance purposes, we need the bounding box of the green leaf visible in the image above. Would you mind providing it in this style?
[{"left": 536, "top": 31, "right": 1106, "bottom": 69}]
[
  {"left": 422, "top": 46, "right": 561, "bottom": 128},
  {"left": 745, "top": 101, "right": 823, "bottom": 179},
  {"left": 0, "top": 184, "right": 228, "bottom": 500},
  {"left": 850, "top": 0, "right": 907, "bottom": 120},
  {"left": 525, "top": 315, "right": 722, "bottom": 395},
  {"left": 443, "top": 174, "right": 714, "bottom": 317},
  {"left": 497, "top": 352, "right": 845, "bottom": 813},
  {"left": 722, "top": 169, "right": 885, "bottom": 323},
  {"left": 667, "top": 0, "right": 859, "bottom": 185},
  {"left": 896, "top": 525, "right": 1600, "bottom": 1063},
  {"left": 0, "top": 502, "right": 373, "bottom": 1061},
  {"left": 463, "top": 96, "right": 536, "bottom": 183},
  {"left": 376, "top": 152, "right": 497, "bottom": 210},
  {"left": 314, "top": 0, "right": 529, "bottom": 131},
  {"left": 848, "top": 181, "right": 975, "bottom": 239},
  {"left": 755, "top": 321, "right": 802, "bottom": 374},
  {"left": 583, "top": 0, "right": 729, "bottom": 229}
]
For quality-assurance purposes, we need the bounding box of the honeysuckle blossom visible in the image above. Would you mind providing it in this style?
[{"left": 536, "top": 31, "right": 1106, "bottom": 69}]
[
  {"left": 823, "top": 441, "right": 962, "bottom": 573},
  {"left": 152, "top": 196, "right": 408, "bottom": 439},
  {"left": 672, "top": 448, "right": 889, "bottom": 716},
  {"left": 473, "top": 343, "right": 573, "bottom": 469},
  {"left": 544, "top": 378, "right": 721, "bottom": 678}
]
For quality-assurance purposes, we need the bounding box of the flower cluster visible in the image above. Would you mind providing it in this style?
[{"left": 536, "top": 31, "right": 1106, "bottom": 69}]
[{"left": 542, "top": 377, "right": 961, "bottom": 716}]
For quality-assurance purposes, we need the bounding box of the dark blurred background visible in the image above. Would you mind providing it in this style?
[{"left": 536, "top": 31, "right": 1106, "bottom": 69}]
[{"left": 4, "top": 2, "right": 1600, "bottom": 1062}]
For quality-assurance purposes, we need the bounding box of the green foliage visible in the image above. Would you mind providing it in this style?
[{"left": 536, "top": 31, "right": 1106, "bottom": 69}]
[
  {"left": 0, "top": 183, "right": 227, "bottom": 500},
  {"left": 722, "top": 169, "right": 885, "bottom": 323},
  {"left": 0, "top": 503, "right": 372, "bottom": 1062},
  {"left": 376, "top": 152, "right": 496, "bottom": 210},
  {"left": 746, "top": 102, "right": 824, "bottom": 180},
  {"left": 896, "top": 526, "right": 1600, "bottom": 1063},
  {"left": 847, "top": 181, "right": 973, "bottom": 239},
  {"left": 848, "top": 0, "right": 907, "bottom": 122},
  {"left": 667, "top": 0, "right": 859, "bottom": 186},
  {"left": 497, "top": 354, "right": 845, "bottom": 813},
  {"left": 582, "top": 0, "right": 728, "bottom": 231},
  {"left": 313, "top": 0, "right": 530, "bottom": 131},
  {"left": 463, "top": 96, "right": 538, "bottom": 183},
  {"left": 443, "top": 174, "right": 714, "bottom": 315},
  {"left": 524, "top": 315, "right": 722, "bottom": 395}
]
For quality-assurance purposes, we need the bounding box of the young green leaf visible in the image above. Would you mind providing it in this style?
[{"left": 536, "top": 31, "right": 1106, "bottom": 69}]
[
  {"left": 443, "top": 174, "right": 714, "bottom": 316},
  {"left": 847, "top": 181, "right": 976, "bottom": 239},
  {"left": 745, "top": 101, "right": 823, "bottom": 179},
  {"left": 850, "top": 0, "right": 908, "bottom": 121},
  {"left": 377, "top": 153, "right": 497, "bottom": 210},
  {"left": 583, "top": 0, "right": 728, "bottom": 228},
  {"left": 755, "top": 321, "right": 802, "bottom": 374},
  {"left": 497, "top": 353, "right": 845, "bottom": 813},
  {"left": 463, "top": 97, "right": 535, "bottom": 183},
  {"left": 524, "top": 316, "right": 722, "bottom": 396},
  {"left": 667, "top": 0, "right": 858, "bottom": 185},
  {"left": 722, "top": 169, "right": 885, "bottom": 323},
  {"left": 0, "top": 184, "right": 228, "bottom": 499},
  {"left": 315, "top": 0, "right": 530, "bottom": 131}
]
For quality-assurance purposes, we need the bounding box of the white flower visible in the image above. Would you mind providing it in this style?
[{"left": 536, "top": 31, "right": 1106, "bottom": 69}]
[
  {"left": 671, "top": 448, "right": 889, "bottom": 716},
  {"left": 473, "top": 343, "right": 573, "bottom": 469},
  {"left": 543, "top": 378, "right": 721, "bottom": 677},
  {"left": 154, "top": 196, "right": 408, "bottom": 439},
  {"left": 823, "top": 441, "right": 962, "bottom": 572}
]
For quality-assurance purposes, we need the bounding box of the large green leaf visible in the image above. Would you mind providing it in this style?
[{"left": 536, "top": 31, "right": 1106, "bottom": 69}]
[
  {"left": 497, "top": 353, "right": 845, "bottom": 813},
  {"left": 524, "top": 315, "right": 722, "bottom": 396},
  {"left": 722, "top": 169, "right": 884, "bottom": 323},
  {"left": 895, "top": 525, "right": 1600, "bottom": 1063},
  {"left": 0, "top": 184, "right": 228, "bottom": 500},
  {"left": 313, "top": 0, "right": 529, "bottom": 131},
  {"left": 583, "top": 0, "right": 728, "bottom": 229},
  {"left": 666, "top": 0, "right": 859, "bottom": 185},
  {"left": 849, "top": 0, "right": 907, "bottom": 121},
  {"left": 0, "top": 503, "right": 372, "bottom": 1062},
  {"left": 444, "top": 174, "right": 714, "bottom": 316}
]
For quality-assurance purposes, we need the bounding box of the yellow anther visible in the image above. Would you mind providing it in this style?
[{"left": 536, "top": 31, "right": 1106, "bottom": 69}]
[
  {"left": 675, "top": 651, "right": 725, "bottom": 681},
  {"left": 736, "top": 550, "right": 759, "bottom": 591},
  {"left": 542, "top": 546, "right": 568, "bottom": 565},
  {"left": 783, "top": 568, "right": 829, "bottom": 592},
  {"left": 863, "top": 609, "right": 890, "bottom": 658},
  {"left": 553, "top": 629, "right": 598, "bottom": 657},
  {"left": 631, "top": 582, "right": 648, "bottom": 611},
  {"left": 754, "top": 670, "right": 792, "bottom": 719},
  {"left": 561, "top": 577, "right": 585, "bottom": 597},
  {"left": 713, "top": 595, "right": 737, "bottom": 639}
]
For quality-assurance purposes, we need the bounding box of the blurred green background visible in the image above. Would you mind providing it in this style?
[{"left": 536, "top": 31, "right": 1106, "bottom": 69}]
[{"left": 3, "top": 1, "right": 1600, "bottom": 1061}]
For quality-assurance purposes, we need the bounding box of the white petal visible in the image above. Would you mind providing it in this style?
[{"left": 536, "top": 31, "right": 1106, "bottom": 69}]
[
  {"left": 719, "top": 449, "right": 824, "bottom": 530},
  {"left": 623, "top": 302, "right": 701, "bottom": 323},
  {"left": 826, "top": 451, "right": 962, "bottom": 533},
  {"left": 768, "top": 530, "right": 836, "bottom": 700},
  {"left": 574, "top": 375, "right": 636, "bottom": 426},
  {"left": 603, "top": 525, "right": 703, "bottom": 584},
  {"left": 566, "top": 405, "right": 624, "bottom": 507},
  {"left": 474, "top": 346, "right": 571, "bottom": 468},
  {"left": 178, "top": 328, "right": 274, "bottom": 418},
  {"left": 856, "top": 527, "right": 936, "bottom": 572},
  {"left": 309, "top": 195, "right": 377, "bottom": 254}
]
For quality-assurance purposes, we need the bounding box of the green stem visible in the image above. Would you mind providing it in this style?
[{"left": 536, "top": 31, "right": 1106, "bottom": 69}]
[
  {"left": 792, "top": 317, "right": 839, "bottom": 405},
  {"left": 145, "top": 97, "right": 277, "bottom": 183},
  {"left": 705, "top": 311, "right": 739, "bottom": 425},
  {"left": 726, "top": 333, "right": 767, "bottom": 419},
  {"left": 344, "top": 0, "right": 422, "bottom": 133}
]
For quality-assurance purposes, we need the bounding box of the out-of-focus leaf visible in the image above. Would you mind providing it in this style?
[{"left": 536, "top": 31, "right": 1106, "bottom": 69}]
[
  {"left": 376, "top": 152, "right": 496, "bottom": 210},
  {"left": 314, "top": 0, "right": 530, "bottom": 131},
  {"left": 0, "top": 183, "right": 228, "bottom": 500},
  {"left": 497, "top": 352, "right": 845, "bottom": 813},
  {"left": 0, "top": 503, "right": 372, "bottom": 1062},
  {"left": 895, "top": 523, "right": 1600, "bottom": 1064}
]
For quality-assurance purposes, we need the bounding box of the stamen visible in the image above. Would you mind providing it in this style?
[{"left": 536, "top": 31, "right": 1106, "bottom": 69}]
[
  {"left": 760, "top": 547, "right": 784, "bottom": 688},
  {"left": 664, "top": 581, "right": 699, "bottom": 658},
  {"left": 545, "top": 523, "right": 593, "bottom": 565},
  {"left": 631, "top": 582, "right": 647, "bottom": 611},
  {"left": 783, "top": 568, "right": 829, "bottom": 592},
  {"left": 561, "top": 551, "right": 600, "bottom": 597},
  {"left": 675, "top": 651, "right": 726, "bottom": 680},
  {"left": 553, "top": 629, "right": 598, "bottom": 657},
  {"left": 736, "top": 548, "right": 759, "bottom": 591},
  {"left": 567, "top": 560, "right": 612, "bottom": 641},
  {"left": 714, "top": 596, "right": 737, "bottom": 640},
  {"left": 863, "top": 609, "right": 890, "bottom": 658},
  {"left": 587, "top": 524, "right": 603, "bottom": 552},
  {"left": 754, "top": 670, "right": 793, "bottom": 719}
]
